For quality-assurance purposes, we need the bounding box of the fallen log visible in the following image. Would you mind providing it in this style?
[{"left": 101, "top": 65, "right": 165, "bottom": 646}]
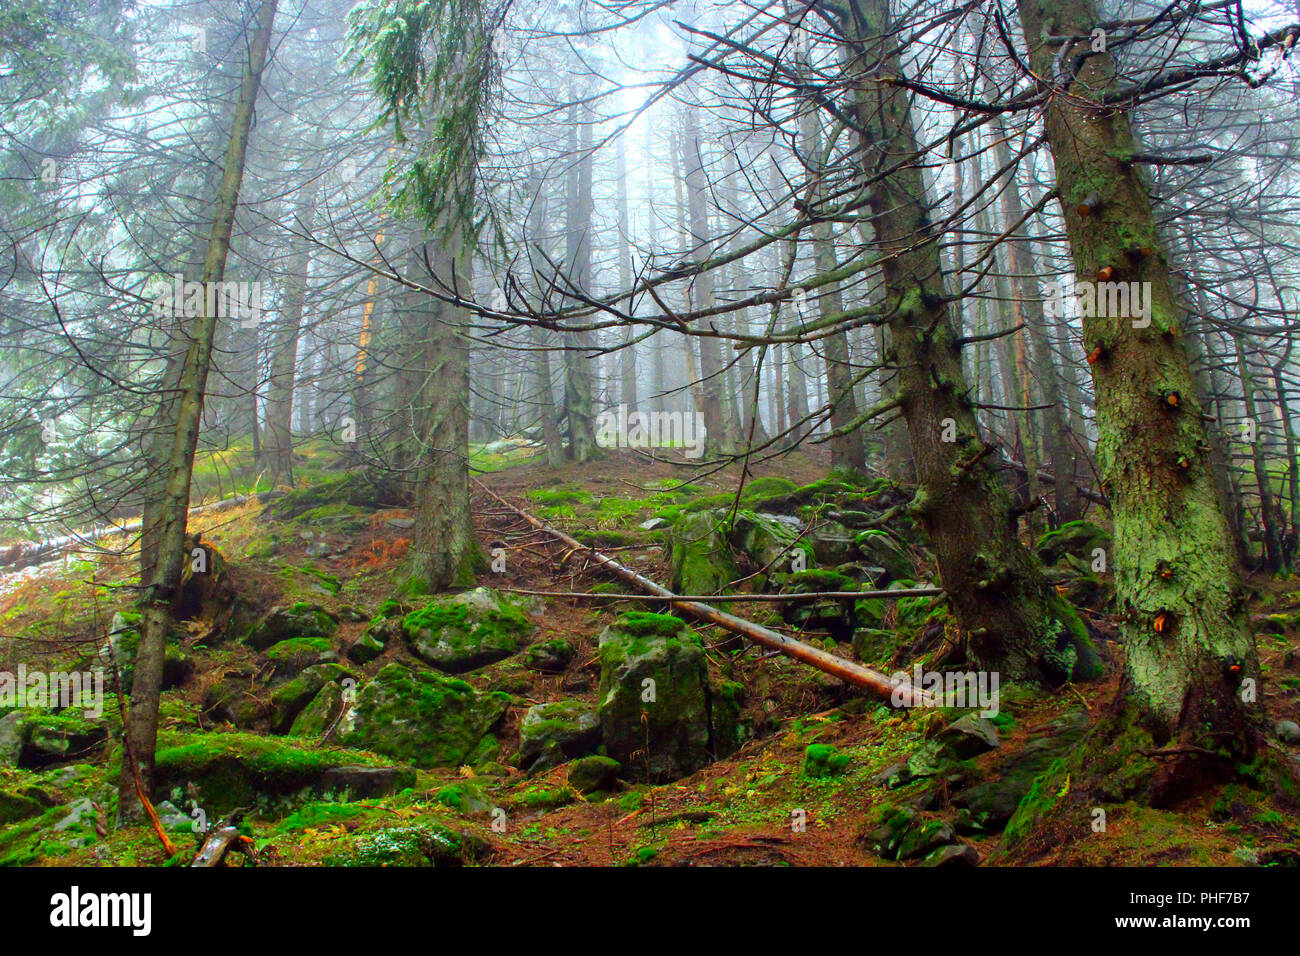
[
  {"left": 472, "top": 479, "right": 932, "bottom": 707},
  {"left": 191, "top": 811, "right": 255, "bottom": 867},
  {"left": 496, "top": 586, "right": 945, "bottom": 603}
]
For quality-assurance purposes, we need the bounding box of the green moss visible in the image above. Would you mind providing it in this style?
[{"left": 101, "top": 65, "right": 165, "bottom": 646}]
[
  {"left": 526, "top": 486, "right": 593, "bottom": 506},
  {"left": 614, "top": 612, "right": 688, "bottom": 639},
  {"left": 802, "top": 743, "right": 852, "bottom": 779},
  {"left": 786, "top": 569, "right": 854, "bottom": 592},
  {"left": 265, "top": 637, "right": 332, "bottom": 661},
  {"left": 277, "top": 801, "right": 370, "bottom": 832}
]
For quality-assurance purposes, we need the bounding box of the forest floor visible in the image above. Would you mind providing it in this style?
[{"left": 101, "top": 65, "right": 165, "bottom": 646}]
[{"left": 1, "top": 445, "right": 1299, "bottom": 867}]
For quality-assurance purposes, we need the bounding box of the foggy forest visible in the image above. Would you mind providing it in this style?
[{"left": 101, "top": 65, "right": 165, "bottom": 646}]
[{"left": 2, "top": 0, "right": 1300, "bottom": 892}]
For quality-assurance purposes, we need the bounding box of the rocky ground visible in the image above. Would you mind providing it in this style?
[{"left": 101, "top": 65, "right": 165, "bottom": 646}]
[{"left": 1, "top": 447, "right": 1299, "bottom": 867}]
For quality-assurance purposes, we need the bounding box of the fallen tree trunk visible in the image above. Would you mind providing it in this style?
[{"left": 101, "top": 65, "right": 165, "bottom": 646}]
[
  {"left": 498, "top": 586, "right": 944, "bottom": 603},
  {"left": 473, "top": 479, "right": 932, "bottom": 706}
]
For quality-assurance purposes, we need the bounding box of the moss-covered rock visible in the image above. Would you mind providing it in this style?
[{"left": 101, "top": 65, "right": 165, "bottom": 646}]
[
  {"left": 151, "top": 730, "right": 394, "bottom": 814},
  {"left": 669, "top": 512, "right": 739, "bottom": 596},
  {"left": 340, "top": 663, "right": 509, "bottom": 768},
  {"left": 524, "top": 637, "right": 575, "bottom": 672},
  {"left": 98, "top": 611, "right": 193, "bottom": 693},
  {"left": 853, "top": 529, "right": 914, "bottom": 582},
  {"left": 270, "top": 663, "right": 349, "bottom": 734},
  {"left": 1035, "top": 520, "right": 1110, "bottom": 566},
  {"left": 401, "top": 588, "right": 535, "bottom": 674},
  {"left": 728, "top": 510, "right": 807, "bottom": 569},
  {"left": 0, "top": 789, "right": 44, "bottom": 825},
  {"left": 951, "top": 710, "right": 1090, "bottom": 834},
  {"left": 0, "top": 710, "right": 111, "bottom": 769},
  {"left": 265, "top": 637, "right": 337, "bottom": 682},
  {"left": 568, "top": 755, "right": 621, "bottom": 794},
  {"left": 247, "top": 603, "right": 339, "bottom": 651},
  {"left": 516, "top": 699, "right": 601, "bottom": 773},
  {"left": 288, "top": 680, "right": 346, "bottom": 738},
  {"left": 803, "top": 743, "right": 851, "bottom": 778},
  {"left": 778, "top": 569, "right": 858, "bottom": 639},
  {"left": 265, "top": 473, "right": 380, "bottom": 521},
  {"left": 597, "top": 613, "right": 711, "bottom": 783}
]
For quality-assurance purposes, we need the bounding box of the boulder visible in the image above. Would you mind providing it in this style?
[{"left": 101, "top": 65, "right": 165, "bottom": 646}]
[
  {"left": 862, "top": 806, "right": 963, "bottom": 862},
  {"left": 270, "top": 663, "right": 349, "bottom": 734},
  {"left": 851, "top": 627, "right": 898, "bottom": 663},
  {"left": 898, "top": 714, "right": 1000, "bottom": 783},
  {"left": 340, "top": 663, "right": 509, "bottom": 768},
  {"left": 568, "top": 755, "right": 621, "bottom": 794},
  {"left": 517, "top": 699, "right": 601, "bottom": 773},
  {"left": 320, "top": 766, "right": 416, "bottom": 800},
  {"left": 728, "top": 511, "right": 805, "bottom": 569},
  {"left": 0, "top": 710, "right": 109, "bottom": 769},
  {"left": 349, "top": 617, "right": 402, "bottom": 664},
  {"left": 777, "top": 569, "right": 858, "bottom": 639},
  {"left": 247, "top": 603, "right": 339, "bottom": 651},
  {"left": 669, "top": 512, "right": 739, "bottom": 596},
  {"left": 597, "top": 613, "right": 712, "bottom": 783},
  {"left": 1035, "top": 520, "right": 1110, "bottom": 566},
  {"left": 853, "top": 529, "right": 914, "bottom": 583},
  {"left": 288, "top": 681, "right": 346, "bottom": 737},
  {"left": 524, "top": 637, "right": 575, "bottom": 673},
  {"left": 152, "top": 730, "right": 395, "bottom": 814},
  {"left": 951, "top": 710, "right": 1089, "bottom": 834},
  {"left": 921, "top": 844, "right": 980, "bottom": 867},
  {"left": 808, "top": 521, "right": 858, "bottom": 566},
  {"left": 401, "top": 588, "right": 535, "bottom": 673},
  {"left": 99, "top": 612, "right": 193, "bottom": 693},
  {"left": 265, "top": 637, "right": 337, "bottom": 683}
]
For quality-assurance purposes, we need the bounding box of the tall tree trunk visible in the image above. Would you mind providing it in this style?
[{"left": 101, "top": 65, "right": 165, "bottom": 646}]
[
  {"left": 561, "top": 99, "right": 597, "bottom": 462},
  {"left": 1019, "top": 0, "right": 1260, "bottom": 762},
  {"left": 1234, "top": 332, "right": 1286, "bottom": 573},
  {"left": 985, "top": 105, "right": 1080, "bottom": 521},
  {"left": 800, "top": 96, "right": 865, "bottom": 473},
  {"left": 681, "top": 105, "right": 741, "bottom": 456},
  {"left": 118, "top": 0, "right": 278, "bottom": 822},
  {"left": 838, "top": 0, "right": 1093, "bottom": 682},
  {"left": 263, "top": 179, "right": 320, "bottom": 486},
  {"left": 615, "top": 134, "right": 639, "bottom": 415},
  {"left": 403, "top": 224, "right": 482, "bottom": 591}
]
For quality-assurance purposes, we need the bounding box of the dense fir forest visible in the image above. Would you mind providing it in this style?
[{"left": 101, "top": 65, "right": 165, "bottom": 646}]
[{"left": 2, "top": 0, "right": 1300, "bottom": 883}]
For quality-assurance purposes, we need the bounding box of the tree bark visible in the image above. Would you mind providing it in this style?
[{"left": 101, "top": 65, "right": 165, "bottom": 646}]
[
  {"left": 1018, "top": 0, "right": 1260, "bottom": 756},
  {"left": 837, "top": 0, "right": 1093, "bottom": 683},
  {"left": 118, "top": 0, "right": 278, "bottom": 822}
]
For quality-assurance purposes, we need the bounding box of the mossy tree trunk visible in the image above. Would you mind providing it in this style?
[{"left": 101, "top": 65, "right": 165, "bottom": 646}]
[
  {"left": 118, "top": 0, "right": 278, "bottom": 823},
  {"left": 402, "top": 227, "right": 482, "bottom": 593},
  {"left": 835, "top": 0, "right": 1091, "bottom": 684},
  {"left": 1018, "top": 0, "right": 1260, "bottom": 760}
]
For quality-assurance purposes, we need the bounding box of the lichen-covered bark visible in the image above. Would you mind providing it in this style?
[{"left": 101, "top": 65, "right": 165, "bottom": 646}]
[
  {"left": 1018, "top": 0, "right": 1259, "bottom": 753},
  {"left": 404, "top": 230, "right": 483, "bottom": 592},
  {"left": 836, "top": 0, "right": 1094, "bottom": 684}
]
